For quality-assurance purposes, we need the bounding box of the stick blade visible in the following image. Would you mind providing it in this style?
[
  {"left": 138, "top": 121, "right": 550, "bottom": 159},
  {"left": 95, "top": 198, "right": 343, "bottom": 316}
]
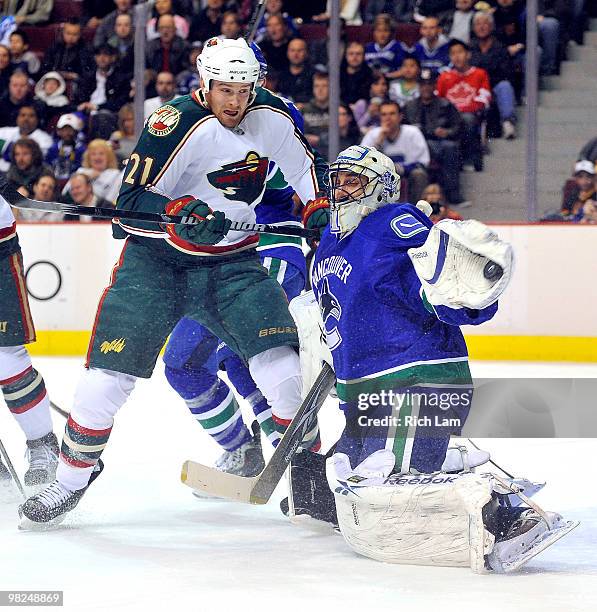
[{"left": 181, "top": 460, "right": 257, "bottom": 503}]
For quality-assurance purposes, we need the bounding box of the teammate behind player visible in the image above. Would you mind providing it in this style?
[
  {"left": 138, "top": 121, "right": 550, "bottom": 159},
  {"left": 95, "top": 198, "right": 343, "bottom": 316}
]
[
  {"left": 296, "top": 146, "right": 574, "bottom": 572},
  {"left": 0, "top": 180, "right": 58, "bottom": 495},
  {"left": 18, "top": 38, "right": 327, "bottom": 527}
]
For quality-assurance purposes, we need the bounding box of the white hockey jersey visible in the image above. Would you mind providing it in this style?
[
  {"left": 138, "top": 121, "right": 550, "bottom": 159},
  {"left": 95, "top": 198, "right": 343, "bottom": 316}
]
[{"left": 116, "top": 88, "right": 327, "bottom": 257}]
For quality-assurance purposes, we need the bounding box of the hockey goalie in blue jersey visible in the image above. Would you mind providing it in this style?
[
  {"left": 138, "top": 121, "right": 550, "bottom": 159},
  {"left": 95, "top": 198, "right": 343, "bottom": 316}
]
[{"left": 290, "top": 145, "right": 577, "bottom": 573}]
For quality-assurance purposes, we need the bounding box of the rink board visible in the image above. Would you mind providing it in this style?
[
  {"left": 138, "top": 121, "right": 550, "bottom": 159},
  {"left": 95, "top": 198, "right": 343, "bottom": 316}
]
[{"left": 13, "top": 222, "right": 597, "bottom": 361}]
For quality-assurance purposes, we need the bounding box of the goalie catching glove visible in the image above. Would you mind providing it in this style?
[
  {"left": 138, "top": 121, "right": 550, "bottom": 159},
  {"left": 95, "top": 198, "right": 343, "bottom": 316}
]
[
  {"left": 165, "top": 196, "right": 232, "bottom": 246},
  {"left": 407, "top": 219, "right": 513, "bottom": 310}
]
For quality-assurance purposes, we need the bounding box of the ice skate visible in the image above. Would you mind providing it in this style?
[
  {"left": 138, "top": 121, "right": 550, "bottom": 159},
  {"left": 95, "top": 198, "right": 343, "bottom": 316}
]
[
  {"left": 192, "top": 422, "right": 265, "bottom": 499},
  {"left": 487, "top": 508, "right": 579, "bottom": 573},
  {"left": 24, "top": 432, "right": 59, "bottom": 490},
  {"left": 18, "top": 459, "right": 104, "bottom": 530}
]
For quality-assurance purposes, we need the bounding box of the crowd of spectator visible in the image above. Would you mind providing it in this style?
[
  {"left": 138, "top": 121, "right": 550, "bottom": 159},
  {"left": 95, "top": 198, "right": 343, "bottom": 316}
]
[{"left": 0, "top": 0, "right": 592, "bottom": 220}]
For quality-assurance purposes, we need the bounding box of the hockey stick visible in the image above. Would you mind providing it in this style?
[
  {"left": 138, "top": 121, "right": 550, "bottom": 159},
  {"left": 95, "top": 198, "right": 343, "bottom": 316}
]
[
  {"left": 245, "top": 0, "right": 268, "bottom": 44},
  {"left": 181, "top": 362, "right": 336, "bottom": 504},
  {"left": 0, "top": 438, "right": 26, "bottom": 500},
  {"left": 50, "top": 401, "right": 69, "bottom": 419},
  {"left": 0, "top": 184, "right": 318, "bottom": 240}
]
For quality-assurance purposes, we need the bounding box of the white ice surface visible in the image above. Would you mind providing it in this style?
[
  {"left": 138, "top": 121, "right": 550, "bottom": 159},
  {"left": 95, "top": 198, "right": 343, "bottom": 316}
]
[{"left": 1, "top": 359, "right": 596, "bottom": 612}]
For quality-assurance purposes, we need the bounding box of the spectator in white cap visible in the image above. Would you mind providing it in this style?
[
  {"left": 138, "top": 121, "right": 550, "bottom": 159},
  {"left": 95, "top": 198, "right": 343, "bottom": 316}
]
[
  {"left": 561, "top": 161, "right": 596, "bottom": 221},
  {"left": 544, "top": 160, "right": 597, "bottom": 223},
  {"left": 45, "top": 113, "right": 87, "bottom": 180},
  {"left": 0, "top": 104, "right": 52, "bottom": 171}
]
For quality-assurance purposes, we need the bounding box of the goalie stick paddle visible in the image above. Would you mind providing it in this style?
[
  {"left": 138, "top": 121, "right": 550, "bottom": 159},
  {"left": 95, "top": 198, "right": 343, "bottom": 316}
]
[
  {"left": 181, "top": 362, "right": 336, "bottom": 504},
  {"left": 0, "top": 182, "right": 318, "bottom": 240}
]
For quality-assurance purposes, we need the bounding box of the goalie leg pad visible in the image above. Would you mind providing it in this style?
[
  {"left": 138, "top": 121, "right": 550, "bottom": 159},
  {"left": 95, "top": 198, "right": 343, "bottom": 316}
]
[{"left": 327, "top": 452, "right": 495, "bottom": 572}]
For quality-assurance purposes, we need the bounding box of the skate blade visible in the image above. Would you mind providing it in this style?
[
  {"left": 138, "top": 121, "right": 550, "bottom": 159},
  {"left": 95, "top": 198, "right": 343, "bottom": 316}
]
[
  {"left": 18, "top": 510, "right": 68, "bottom": 532},
  {"left": 499, "top": 520, "right": 580, "bottom": 573}
]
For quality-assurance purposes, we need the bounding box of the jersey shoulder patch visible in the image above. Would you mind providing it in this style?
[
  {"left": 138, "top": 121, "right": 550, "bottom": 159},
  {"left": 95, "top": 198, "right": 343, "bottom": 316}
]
[
  {"left": 360, "top": 203, "right": 432, "bottom": 248},
  {"left": 146, "top": 94, "right": 212, "bottom": 138},
  {"left": 389, "top": 212, "right": 428, "bottom": 239}
]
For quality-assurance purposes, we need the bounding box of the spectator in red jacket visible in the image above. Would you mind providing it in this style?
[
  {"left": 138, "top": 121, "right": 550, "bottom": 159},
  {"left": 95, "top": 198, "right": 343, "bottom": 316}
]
[{"left": 437, "top": 39, "right": 491, "bottom": 171}]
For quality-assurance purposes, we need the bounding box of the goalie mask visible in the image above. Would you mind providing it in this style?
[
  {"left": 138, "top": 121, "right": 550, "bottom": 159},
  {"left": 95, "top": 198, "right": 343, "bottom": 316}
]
[
  {"left": 329, "top": 146, "right": 400, "bottom": 237},
  {"left": 197, "top": 37, "right": 261, "bottom": 102}
]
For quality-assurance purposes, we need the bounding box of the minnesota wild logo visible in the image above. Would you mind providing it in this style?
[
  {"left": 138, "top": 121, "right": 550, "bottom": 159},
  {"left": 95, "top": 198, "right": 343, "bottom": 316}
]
[
  {"left": 100, "top": 338, "right": 126, "bottom": 354},
  {"left": 147, "top": 105, "right": 180, "bottom": 137},
  {"left": 207, "top": 151, "right": 269, "bottom": 204}
]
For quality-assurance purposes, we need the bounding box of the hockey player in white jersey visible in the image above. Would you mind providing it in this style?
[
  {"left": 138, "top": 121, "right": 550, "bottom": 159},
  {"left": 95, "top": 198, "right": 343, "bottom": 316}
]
[
  {"left": 0, "top": 177, "right": 59, "bottom": 496},
  {"left": 18, "top": 37, "right": 327, "bottom": 527},
  {"left": 288, "top": 145, "right": 578, "bottom": 573}
]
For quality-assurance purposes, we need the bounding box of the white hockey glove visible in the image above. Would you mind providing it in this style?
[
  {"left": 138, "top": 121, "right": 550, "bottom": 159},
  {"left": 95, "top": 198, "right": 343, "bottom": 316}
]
[{"left": 407, "top": 219, "right": 514, "bottom": 310}]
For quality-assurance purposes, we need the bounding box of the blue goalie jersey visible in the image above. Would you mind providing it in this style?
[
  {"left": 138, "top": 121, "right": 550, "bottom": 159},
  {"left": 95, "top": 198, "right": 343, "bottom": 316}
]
[{"left": 311, "top": 203, "right": 498, "bottom": 391}]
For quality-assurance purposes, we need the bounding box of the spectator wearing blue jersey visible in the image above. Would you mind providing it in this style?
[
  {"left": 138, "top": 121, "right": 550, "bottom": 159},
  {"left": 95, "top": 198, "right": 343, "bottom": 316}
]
[
  {"left": 364, "top": 14, "right": 408, "bottom": 80},
  {"left": 412, "top": 15, "right": 450, "bottom": 72}
]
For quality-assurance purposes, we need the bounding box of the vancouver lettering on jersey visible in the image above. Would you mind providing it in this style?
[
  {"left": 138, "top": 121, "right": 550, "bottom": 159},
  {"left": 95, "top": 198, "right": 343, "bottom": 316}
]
[{"left": 311, "top": 255, "right": 353, "bottom": 287}]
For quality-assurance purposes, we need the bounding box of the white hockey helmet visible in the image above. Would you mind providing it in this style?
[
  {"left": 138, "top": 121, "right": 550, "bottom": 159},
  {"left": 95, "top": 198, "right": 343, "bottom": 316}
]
[
  {"left": 328, "top": 145, "right": 400, "bottom": 237},
  {"left": 197, "top": 37, "right": 261, "bottom": 101}
]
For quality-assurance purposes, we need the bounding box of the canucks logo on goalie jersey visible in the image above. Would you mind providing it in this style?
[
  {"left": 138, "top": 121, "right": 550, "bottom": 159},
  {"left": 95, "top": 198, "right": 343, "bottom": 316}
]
[{"left": 317, "top": 277, "right": 342, "bottom": 350}]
